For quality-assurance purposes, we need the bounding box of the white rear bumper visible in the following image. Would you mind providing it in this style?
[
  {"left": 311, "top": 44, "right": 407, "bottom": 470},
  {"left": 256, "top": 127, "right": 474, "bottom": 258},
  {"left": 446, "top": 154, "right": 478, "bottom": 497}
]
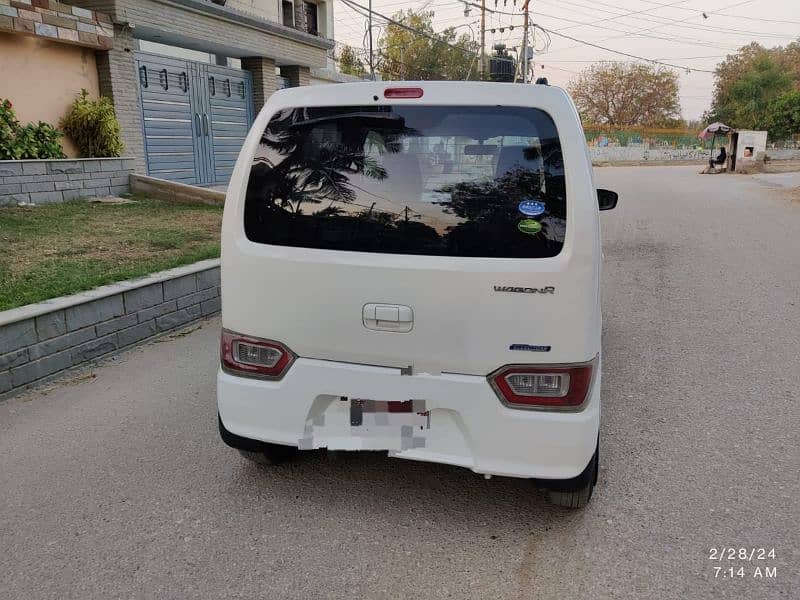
[{"left": 217, "top": 358, "right": 600, "bottom": 480}]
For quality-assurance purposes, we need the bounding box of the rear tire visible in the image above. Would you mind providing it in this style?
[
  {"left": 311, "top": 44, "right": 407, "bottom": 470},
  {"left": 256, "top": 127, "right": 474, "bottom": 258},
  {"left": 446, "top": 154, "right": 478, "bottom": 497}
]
[
  {"left": 546, "top": 442, "right": 599, "bottom": 509},
  {"left": 237, "top": 444, "right": 298, "bottom": 466},
  {"left": 219, "top": 413, "right": 298, "bottom": 466}
]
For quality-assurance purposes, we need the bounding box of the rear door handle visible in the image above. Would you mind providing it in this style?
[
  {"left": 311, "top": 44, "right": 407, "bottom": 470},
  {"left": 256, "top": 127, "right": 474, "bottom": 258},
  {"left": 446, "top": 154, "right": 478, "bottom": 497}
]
[
  {"left": 363, "top": 303, "right": 413, "bottom": 332},
  {"left": 202, "top": 114, "right": 209, "bottom": 136}
]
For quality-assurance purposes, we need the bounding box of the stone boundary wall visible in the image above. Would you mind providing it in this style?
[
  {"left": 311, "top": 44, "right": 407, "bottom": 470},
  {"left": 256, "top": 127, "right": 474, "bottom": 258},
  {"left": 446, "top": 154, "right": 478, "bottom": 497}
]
[
  {"left": 589, "top": 145, "right": 800, "bottom": 164},
  {"left": 589, "top": 146, "right": 707, "bottom": 163},
  {"left": 764, "top": 148, "right": 800, "bottom": 161},
  {"left": 0, "top": 259, "right": 220, "bottom": 399},
  {"left": 0, "top": 158, "right": 135, "bottom": 205}
]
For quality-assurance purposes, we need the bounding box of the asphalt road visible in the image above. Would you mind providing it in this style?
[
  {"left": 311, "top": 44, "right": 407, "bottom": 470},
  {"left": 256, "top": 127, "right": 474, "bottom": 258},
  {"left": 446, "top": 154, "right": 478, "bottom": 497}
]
[{"left": 2, "top": 166, "right": 798, "bottom": 599}]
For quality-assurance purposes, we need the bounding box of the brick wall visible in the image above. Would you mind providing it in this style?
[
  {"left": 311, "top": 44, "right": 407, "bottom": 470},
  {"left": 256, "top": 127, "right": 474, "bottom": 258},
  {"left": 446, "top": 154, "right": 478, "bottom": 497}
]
[
  {"left": 281, "top": 65, "right": 311, "bottom": 88},
  {"left": 71, "top": 0, "right": 332, "bottom": 66},
  {"left": 292, "top": 0, "right": 306, "bottom": 33},
  {"left": 226, "top": 0, "right": 280, "bottom": 22},
  {"left": 241, "top": 56, "right": 278, "bottom": 113},
  {"left": 0, "top": 158, "right": 134, "bottom": 205},
  {"left": 0, "top": 0, "right": 113, "bottom": 49},
  {"left": 95, "top": 25, "right": 146, "bottom": 173},
  {"left": 0, "top": 261, "right": 221, "bottom": 398}
]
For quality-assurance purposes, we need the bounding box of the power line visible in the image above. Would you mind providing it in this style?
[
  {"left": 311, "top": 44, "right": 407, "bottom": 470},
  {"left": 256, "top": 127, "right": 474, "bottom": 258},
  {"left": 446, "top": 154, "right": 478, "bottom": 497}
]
[
  {"left": 532, "top": 9, "right": 744, "bottom": 51},
  {"left": 340, "top": 0, "right": 481, "bottom": 59},
  {"left": 551, "top": 0, "right": 692, "bottom": 34},
  {"left": 536, "top": 25, "right": 715, "bottom": 73},
  {"left": 578, "top": 0, "right": 758, "bottom": 51},
  {"left": 529, "top": 0, "right": 766, "bottom": 51},
  {"left": 335, "top": 2, "right": 504, "bottom": 46},
  {"left": 538, "top": 0, "right": 762, "bottom": 64},
  {"left": 634, "top": 0, "right": 800, "bottom": 26},
  {"left": 331, "top": 29, "right": 476, "bottom": 79},
  {"left": 542, "top": 0, "right": 795, "bottom": 40},
  {"left": 535, "top": 56, "right": 727, "bottom": 63}
]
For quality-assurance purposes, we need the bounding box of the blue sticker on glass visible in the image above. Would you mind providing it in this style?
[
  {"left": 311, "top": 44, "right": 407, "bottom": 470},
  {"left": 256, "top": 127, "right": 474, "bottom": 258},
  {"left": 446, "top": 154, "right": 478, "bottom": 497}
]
[{"left": 518, "top": 200, "right": 546, "bottom": 217}]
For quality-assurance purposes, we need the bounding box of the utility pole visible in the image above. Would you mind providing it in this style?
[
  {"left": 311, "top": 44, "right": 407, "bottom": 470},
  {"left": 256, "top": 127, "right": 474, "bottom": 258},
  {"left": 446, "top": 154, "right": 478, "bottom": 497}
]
[
  {"left": 521, "top": 0, "right": 531, "bottom": 84},
  {"left": 368, "top": 0, "right": 375, "bottom": 80},
  {"left": 479, "top": 0, "right": 486, "bottom": 78}
]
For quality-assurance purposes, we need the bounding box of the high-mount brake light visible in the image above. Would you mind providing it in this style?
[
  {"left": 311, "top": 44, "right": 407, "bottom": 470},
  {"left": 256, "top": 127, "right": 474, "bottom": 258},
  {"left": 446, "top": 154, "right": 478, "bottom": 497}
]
[
  {"left": 488, "top": 360, "right": 596, "bottom": 410},
  {"left": 220, "top": 329, "right": 295, "bottom": 380},
  {"left": 384, "top": 87, "right": 424, "bottom": 99}
]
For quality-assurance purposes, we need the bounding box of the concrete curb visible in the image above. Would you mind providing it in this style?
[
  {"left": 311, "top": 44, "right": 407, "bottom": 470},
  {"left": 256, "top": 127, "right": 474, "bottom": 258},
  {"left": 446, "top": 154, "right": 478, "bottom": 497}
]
[
  {"left": 0, "top": 315, "right": 218, "bottom": 404},
  {"left": 130, "top": 174, "right": 225, "bottom": 206},
  {"left": 0, "top": 259, "right": 221, "bottom": 399}
]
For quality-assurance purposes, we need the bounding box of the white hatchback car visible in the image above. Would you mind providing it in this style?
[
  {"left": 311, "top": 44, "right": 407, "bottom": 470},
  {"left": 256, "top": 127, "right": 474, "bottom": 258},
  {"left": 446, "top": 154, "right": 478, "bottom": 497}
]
[{"left": 217, "top": 81, "right": 617, "bottom": 508}]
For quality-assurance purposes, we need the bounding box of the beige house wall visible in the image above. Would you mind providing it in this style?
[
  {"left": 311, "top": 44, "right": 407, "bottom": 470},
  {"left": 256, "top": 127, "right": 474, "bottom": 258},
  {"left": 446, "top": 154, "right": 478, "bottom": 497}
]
[
  {"left": 0, "top": 33, "right": 100, "bottom": 158},
  {"left": 226, "top": 0, "right": 281, "bottom": 22}
]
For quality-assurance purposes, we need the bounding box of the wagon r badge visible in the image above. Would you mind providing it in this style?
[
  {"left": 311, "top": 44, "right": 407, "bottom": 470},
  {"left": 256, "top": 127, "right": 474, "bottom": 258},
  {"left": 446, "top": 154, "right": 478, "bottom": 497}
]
[
  {"left": 509, "top": 344, "right": 552, "bottom": 352},
  {"left": 493, "top": 285, "right": 555, "bottom": 294}
]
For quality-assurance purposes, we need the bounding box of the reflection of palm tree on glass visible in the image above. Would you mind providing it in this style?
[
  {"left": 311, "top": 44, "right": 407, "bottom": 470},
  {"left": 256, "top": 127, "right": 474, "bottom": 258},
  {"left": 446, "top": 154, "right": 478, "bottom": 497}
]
[{"left": 256, "top": 108, "right": 417, "bottom": 215}]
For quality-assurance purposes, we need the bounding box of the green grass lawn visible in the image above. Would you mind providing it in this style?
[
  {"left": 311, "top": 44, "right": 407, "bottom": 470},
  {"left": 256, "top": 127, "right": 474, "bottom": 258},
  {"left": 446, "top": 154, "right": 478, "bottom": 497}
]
[{"left": 0, "top": 196, "right": 222, "bottom": 311}]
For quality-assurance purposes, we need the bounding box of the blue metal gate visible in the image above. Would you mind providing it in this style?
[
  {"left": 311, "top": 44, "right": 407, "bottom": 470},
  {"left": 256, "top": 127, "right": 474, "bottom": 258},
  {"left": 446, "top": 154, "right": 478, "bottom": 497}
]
[{"left": 135, "top": 52, "right": 254, "bottom": 186}]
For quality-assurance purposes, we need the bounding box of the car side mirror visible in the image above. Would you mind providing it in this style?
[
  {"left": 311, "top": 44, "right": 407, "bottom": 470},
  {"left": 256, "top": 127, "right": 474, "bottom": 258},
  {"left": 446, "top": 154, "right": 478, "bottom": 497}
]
[{"left": 598, "top": 189, "right": 618, "bottom": 211}]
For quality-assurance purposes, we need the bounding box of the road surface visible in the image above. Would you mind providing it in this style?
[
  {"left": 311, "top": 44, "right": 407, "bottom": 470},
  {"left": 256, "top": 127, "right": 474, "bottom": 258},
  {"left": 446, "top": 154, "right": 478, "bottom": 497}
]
[{"left": 2, "top": 166, "right": 798, "bottom": 599}]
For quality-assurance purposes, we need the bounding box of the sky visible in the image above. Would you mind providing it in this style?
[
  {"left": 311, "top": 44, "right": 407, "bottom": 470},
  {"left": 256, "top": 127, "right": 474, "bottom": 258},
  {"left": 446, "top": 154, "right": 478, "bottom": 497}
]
[{"left": 333, "top": 0, "right": 800, "bottom": 120}]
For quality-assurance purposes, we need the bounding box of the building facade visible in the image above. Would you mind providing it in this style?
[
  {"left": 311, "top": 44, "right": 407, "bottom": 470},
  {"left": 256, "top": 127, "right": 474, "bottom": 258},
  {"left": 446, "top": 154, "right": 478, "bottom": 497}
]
[{"left": 1, "top": 0, "right": 347, "bottom": 186}]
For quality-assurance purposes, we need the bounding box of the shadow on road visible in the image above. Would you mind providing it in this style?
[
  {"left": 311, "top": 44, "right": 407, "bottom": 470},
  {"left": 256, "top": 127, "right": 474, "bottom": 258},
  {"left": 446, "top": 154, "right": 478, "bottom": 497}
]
[{"left": 225, "top": 446, "right": 592, "bottom": 524}]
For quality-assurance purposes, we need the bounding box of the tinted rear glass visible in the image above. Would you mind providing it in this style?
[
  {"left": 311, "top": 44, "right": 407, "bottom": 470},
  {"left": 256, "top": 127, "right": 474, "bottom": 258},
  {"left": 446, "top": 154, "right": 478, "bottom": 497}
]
[{"left": 244, "top": 105, "right": 566, "bottom": 258}]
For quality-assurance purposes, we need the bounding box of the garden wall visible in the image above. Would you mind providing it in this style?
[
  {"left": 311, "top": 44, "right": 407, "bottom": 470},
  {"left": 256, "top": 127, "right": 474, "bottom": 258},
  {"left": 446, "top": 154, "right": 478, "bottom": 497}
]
[
  {"left": 0, "top": 157, "right": 134, "bottom": 205},
  {"left": 590, "top": 145, "right": 708, "bottom": 164},
  {"left": 0, "top": 260, "right": 221, "bottom": 399},
  {"left": 589, "top": 145, "right": 800, "bottom": 164},
  {"left": 764, "top": 148, "right": 800, "bottom": 161}
]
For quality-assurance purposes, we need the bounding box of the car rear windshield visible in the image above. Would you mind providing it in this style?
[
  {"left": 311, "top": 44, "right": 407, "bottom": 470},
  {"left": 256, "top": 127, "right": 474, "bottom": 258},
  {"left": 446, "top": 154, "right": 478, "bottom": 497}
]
[{"left": 243, "top": 105, "right": 566, "bottom": 258}]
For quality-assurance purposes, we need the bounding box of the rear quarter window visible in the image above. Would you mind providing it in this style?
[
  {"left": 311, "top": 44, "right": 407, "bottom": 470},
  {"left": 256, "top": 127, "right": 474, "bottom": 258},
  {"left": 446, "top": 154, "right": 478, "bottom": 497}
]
[{"left": 243, "top": 105, "right": 566, "bottom": 258}]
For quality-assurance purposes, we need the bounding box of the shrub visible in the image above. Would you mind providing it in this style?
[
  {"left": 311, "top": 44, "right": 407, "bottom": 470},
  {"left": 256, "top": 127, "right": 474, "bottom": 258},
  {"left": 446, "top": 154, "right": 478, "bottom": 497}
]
[
  {"left": 0, "top": 99, "right": 19, "bottom": 160},
  {"left": 15, "top": 122, "right": 66, "bottom": 159},
  {"left": 60, "top": 89, "right": 124, "bottom": 158},
  {"left": 0, "top": 99, "right": 66, "bottom": 160}
]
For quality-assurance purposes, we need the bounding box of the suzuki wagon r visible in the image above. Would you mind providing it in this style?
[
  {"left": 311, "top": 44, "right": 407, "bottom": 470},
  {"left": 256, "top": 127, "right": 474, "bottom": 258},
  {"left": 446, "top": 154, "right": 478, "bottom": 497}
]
[{"left": 217, "top": 81, "right": 618, "bottom": 508}]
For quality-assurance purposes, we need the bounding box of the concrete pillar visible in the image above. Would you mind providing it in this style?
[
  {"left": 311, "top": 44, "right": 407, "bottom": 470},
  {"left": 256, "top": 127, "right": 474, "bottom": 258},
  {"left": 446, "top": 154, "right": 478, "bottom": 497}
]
[
  {"left": 241, "top": 57, "right": 278, "bottom": 114},
  {"left": 95, "top": 25, "right": 146, "bottom": 173},
  {"left": 281, "top": 65, "right": 311, "bottom": 88}
]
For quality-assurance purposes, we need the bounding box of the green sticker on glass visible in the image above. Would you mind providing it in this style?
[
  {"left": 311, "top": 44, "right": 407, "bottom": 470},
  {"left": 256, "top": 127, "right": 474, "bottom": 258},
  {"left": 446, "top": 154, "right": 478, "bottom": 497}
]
[{"left": 517, "top": 219, "right": 542, "bottom": 235}]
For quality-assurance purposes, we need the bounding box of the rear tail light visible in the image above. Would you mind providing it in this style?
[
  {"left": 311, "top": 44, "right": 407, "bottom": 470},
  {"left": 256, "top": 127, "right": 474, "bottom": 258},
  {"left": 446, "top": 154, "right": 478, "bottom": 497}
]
[
  {"left": 220, "top": 329, "right": 295, "bottom": 380},
  {"left": 384, "top": 87, "right": 424, "bottom": 99},
  {"left": 488, "top": 359, "right": 596, "bottom": 410}
]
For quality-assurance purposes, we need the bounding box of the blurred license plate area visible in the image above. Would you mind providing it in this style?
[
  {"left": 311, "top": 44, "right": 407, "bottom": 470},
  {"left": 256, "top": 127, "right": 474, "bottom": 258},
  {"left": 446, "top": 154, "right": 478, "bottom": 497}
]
[{"left": 349, "top": 399, "right": 429, "bottom": 450}]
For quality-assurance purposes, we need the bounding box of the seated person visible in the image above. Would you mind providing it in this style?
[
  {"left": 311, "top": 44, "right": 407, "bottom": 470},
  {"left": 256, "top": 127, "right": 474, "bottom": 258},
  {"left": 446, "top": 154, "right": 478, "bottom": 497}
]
[{"left": 708, "top": 146, "right": 727, "bottom": 169}]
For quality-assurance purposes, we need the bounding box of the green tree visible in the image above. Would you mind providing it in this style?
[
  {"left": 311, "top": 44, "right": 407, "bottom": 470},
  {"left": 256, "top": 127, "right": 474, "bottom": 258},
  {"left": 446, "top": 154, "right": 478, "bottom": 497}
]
[
  {"left": 377, "top": 10, "right": 480, "bottom": 81},
  {"left": 568, "top": 62, "right": 681, "bottom": 127},
  {"left": 766, "top": 90, "right": 800, "bottom": 140},
  {"left": 706, "top": 40, "right": 800, "bottom": 130},
  {"left": 338, "top": 45, "right": 367, "bottom": 78},
  {"left": 712, "top": 55, "right": 792, "bottom": 129}
]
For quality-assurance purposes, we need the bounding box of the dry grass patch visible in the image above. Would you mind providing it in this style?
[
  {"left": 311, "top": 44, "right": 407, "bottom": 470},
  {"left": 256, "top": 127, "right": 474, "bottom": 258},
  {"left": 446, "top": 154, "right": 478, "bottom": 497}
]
[{"left": 0, "top": 195, "right": 222, "bottom": 311}]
